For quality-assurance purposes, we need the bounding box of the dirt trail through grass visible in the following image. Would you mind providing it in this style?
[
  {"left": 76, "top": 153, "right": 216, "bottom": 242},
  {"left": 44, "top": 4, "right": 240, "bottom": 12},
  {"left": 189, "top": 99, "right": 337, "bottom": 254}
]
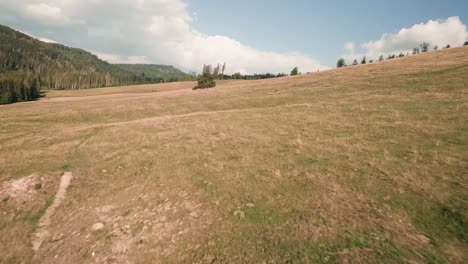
[
  {"left": 70, "top": 103, "right": 314, "bottom": 132},
  {"left": 32, "top": 172, "right": 73, "bottom": 251}
]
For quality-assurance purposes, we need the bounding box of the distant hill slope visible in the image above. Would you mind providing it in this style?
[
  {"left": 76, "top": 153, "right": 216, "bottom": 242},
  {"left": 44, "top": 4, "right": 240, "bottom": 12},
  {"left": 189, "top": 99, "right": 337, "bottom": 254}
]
[
  {"left": 114, "top": 64, "right": 188, "bottom": 83},
  {"left": 0, "top": 24, "right": 186, "bottom": 91}
]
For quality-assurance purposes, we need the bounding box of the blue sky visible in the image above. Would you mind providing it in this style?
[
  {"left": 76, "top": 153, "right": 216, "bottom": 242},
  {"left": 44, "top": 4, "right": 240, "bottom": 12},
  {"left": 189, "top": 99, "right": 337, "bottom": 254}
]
[
  {"left": 188, "top": 0, "right": 468, "bottom": 66},
  {"left": 0, "top": 0, "right": 467, "bottom": 73}
]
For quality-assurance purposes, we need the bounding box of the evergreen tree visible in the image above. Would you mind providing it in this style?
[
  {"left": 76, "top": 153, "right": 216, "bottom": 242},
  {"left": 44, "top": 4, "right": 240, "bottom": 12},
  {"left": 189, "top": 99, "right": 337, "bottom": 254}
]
[
  {"left": 413, "top": 47, "right": 420, "bottom": 54},
  {"left": 465, "top": 41, "right": 468, "bottom": 46},
  {"left": 233, "top": 72, "right": 242, "bottom": 79},
  {"left": 361, "top": 57, "right": 367, "bottom": 64},
  {"left": 379, "top": 55, "right": 384, "bottom": 61},
  {"left": 0, "top": 71, "right": 41, "bottom": 104},
  {"left": 352, "top": 59, "right": 358, "bottom": 65},
  {"left": 290, "top": 67, "right": 299, "bottom": 76},
  {"left": 420, "top": 42, "right": 430, "bottom": 52},
  {"left": 336, "top": 58, "right": 346, "bottom": 68},
  {"left": 193, "top": 65, "right": 216, "bottom": 90},
  {"left": 221, "top": 63, "right": 226, "bottom": 79},
  {"left": 213, "top": 64, "right": 220, "bottom": 80}
]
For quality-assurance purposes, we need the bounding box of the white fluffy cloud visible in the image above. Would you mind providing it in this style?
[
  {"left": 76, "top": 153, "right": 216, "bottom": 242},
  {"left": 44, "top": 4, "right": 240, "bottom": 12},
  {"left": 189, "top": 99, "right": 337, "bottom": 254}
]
[
  {"left": 341, "top": 16, "right": 468, "bottom": 62},
  {"left": 23, "top": 3, "right": 70, "bottom": 25},
  {"left": 0, "top": 0, "right": 328, "bottom": 74}
]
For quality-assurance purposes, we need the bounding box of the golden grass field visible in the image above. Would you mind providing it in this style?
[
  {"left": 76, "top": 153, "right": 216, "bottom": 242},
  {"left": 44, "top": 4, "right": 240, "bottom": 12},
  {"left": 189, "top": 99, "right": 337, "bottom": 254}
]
[{"left": 0, "top": 46, "right": 467, "bottom": 263}]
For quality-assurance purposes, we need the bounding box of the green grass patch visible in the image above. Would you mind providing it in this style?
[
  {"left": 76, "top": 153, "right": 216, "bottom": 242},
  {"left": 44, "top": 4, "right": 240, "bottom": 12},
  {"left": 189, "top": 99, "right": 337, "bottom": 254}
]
[
  {"left": 23, "top": 196, "right": 54, "bottom": 224},
  {"left": 424, "top": 253, "right": 451, "bottom": 264},
  {"left": 60, "top": 163, "right": 72, "bottom": 171},
  {"left": 413, "top": 206, "right": 467, "bottom": 243}
]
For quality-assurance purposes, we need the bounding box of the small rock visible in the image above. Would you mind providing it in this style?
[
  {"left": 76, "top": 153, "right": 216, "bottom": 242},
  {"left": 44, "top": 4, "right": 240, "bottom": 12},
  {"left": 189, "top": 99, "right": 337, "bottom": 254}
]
[
  {"left": 233, "top": 210, "right": 245, "bottom": 220},
  {"left": 91, "top": 223, "right": 104, "bottom": 231},
  {"left": 50, "top": 233, "right": 64, "bottom": 242},
  {"left": 203, "top": 255, "right": 216, "bottom": 263},
  {"left": 246, "top": 203, "right": 255, "bottom": 208},
  {"left": 102, "top": 169, "right": 108, "bottom": 173},
  {"left": 414, "top": 234, "right": 431, "bottom": 244},
  {"left": 190, "top": 212, "right": 198, "bottom": 218}
]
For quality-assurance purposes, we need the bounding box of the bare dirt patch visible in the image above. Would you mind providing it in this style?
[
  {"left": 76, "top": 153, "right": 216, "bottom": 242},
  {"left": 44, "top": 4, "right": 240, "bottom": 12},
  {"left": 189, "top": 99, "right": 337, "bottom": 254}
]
[
  {"left": 0, "top": 174, "right": 38, "bottom": 202},
  {"left": 32, "top": 172, "right": 73, "bottom": 251}
]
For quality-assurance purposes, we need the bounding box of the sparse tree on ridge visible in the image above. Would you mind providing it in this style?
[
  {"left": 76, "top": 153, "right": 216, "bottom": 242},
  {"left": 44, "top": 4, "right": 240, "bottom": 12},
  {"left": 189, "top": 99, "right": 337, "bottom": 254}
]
[
  {"left": 369, "top": 60, "right": 374, "bottom": 63},
  {"left": 336, "top": 58, "right": 346, "bottom": 68},
  {"left": 213, "top": 64, "right": 220, "bottom": 79},
  {"left": 464, "top": 41, "right": 468, "bottom": 46},
  {"left": 361, "top": 56, "right": 367, "bottom": 64},
  {"left": 379, "top": 55, "right": 384, "bottom": 61},
  {"left": 233, "top": 72, "right": 242, "bottom": 79},
  {"left": 445, "top": 44, "right": 451, "bottom": 49},
  {"left": 352, "top": 59, "right": 358, "bottom": 65},
  {"left": 221, "top": 63, "right": 226, "bottom": 79},
  {"left": 420, "top": 42, "right": 430, "bottom": 52},
  {"left": 399, "top": 53, "right": 405, "bottom": 57},
  {"left": 413, "top": 47, "right": 420, "bottom": 54},
  {"left": 290, "top": 67, "right": 299, "bottom": 76},
  {"left": 433, "top": 45, "right": 438, "bottom": 51}
]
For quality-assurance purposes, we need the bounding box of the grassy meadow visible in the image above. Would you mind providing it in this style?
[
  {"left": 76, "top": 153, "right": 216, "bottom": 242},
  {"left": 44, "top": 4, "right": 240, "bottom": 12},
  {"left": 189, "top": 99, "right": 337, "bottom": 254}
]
[{"left": 0, "top": 47, "right": 467, "bottom": 263}]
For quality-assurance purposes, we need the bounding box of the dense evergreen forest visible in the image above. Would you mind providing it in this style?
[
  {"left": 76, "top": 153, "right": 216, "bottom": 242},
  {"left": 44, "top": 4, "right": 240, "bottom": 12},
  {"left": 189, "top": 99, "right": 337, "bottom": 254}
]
[
  {"left": 0, "top": 71, "right": 40, "bottom": 104},
  {"left": 0, "top": 24, "right": 188, "bottom": 104},
  {"left": 115, "top": 64, "right": 187, "bottom": 83}
]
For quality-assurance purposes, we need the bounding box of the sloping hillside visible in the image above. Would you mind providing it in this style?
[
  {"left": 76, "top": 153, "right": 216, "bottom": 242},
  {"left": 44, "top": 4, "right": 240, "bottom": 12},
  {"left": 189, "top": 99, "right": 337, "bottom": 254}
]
[
  {"left": 114, "top": 64, "right": 188, "bottom": 83},
  {"left": 0, "top": 24, "right": 186, "bottom": 91},
  {"left": 0, "top": 24, "right": 128, "bottom": 89},
  {"left": 0, "top": 47, "right": 467, "bottom": 263}
]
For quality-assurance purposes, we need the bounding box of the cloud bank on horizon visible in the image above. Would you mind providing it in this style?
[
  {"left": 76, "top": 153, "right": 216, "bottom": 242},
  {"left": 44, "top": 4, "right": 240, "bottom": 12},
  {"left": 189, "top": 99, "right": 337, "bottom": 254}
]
[
  {"left": 341, "top": 16, "right": 468, "bottom": 63},
  {"left": 0, "top": 0, "right": 328, "bottom": 74},
  {"left": 0, "top": 1, "right": 466, "bottom": 73}
]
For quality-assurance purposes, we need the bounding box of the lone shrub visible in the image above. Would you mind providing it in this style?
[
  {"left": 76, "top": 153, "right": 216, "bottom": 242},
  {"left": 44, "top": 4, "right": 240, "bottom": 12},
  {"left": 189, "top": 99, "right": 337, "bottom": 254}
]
[{"left": 193, "top": 65, "right": 216, "bottom": 90}]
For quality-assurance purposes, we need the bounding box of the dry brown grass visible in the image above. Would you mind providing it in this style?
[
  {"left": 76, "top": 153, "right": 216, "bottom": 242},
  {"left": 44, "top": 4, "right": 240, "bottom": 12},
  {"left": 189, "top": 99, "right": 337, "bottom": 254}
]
[{"left": 0, "top": 46, "right": 467, "bottom": 263}]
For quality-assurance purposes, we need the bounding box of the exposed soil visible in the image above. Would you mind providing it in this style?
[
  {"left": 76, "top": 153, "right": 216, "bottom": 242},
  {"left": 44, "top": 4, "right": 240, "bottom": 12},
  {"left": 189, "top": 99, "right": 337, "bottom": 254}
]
[{"left": 32, "top": 172, "right": 73, "bottom": 251}]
